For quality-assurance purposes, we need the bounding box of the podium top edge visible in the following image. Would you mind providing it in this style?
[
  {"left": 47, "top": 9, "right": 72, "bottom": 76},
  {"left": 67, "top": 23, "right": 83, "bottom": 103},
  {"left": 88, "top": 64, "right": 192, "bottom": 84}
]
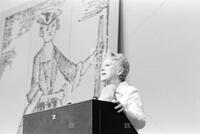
[{"left": 23, "top": 99, "right": 114, "bottom": 116}]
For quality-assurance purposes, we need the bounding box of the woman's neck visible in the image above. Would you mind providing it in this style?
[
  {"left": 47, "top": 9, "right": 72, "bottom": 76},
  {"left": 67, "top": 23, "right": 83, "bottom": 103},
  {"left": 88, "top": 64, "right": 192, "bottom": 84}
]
[{"left": 105, "top": 77, "right": 121, "bottom": 87}]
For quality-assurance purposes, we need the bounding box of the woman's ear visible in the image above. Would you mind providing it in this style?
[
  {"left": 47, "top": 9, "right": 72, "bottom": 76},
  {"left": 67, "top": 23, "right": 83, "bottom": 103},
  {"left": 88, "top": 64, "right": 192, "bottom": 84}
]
[{"left": 117, "top": 68, "right": 123, "bottom": 76}]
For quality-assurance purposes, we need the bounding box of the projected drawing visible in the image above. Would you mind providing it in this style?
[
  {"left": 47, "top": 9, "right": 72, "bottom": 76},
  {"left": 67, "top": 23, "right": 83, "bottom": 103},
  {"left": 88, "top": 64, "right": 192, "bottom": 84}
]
[
  {"left": 0, "top": 0, "right": 119, "bottom": 134},
  {"left": 17, "top": 6, "right": 107, "bottom": 134},
  {"left": 24, "top": 8, "right": 100, "bottom": 114}
]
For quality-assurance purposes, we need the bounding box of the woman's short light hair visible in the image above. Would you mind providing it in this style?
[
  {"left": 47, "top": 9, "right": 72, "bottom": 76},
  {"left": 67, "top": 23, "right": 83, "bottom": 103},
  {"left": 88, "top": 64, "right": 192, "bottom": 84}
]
[{"left": 109, "top": 52, "right": 130, "bottom": 82}]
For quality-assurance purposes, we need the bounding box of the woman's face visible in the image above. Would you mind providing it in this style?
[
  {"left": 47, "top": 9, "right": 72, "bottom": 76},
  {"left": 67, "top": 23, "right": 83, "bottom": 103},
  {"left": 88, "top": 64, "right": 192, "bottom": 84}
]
[
  {"left": 100, "top": 58, "right": 120, "bottom": 83},
  {"left": 41, "top": 20, "right": 57, "bottom": 42}
]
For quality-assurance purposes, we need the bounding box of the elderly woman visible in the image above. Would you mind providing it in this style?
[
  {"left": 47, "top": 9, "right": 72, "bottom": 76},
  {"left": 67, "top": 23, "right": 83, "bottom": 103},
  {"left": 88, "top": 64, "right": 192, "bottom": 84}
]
[{"left": 99, "top": 51, "right": 146, "bottom": 131}]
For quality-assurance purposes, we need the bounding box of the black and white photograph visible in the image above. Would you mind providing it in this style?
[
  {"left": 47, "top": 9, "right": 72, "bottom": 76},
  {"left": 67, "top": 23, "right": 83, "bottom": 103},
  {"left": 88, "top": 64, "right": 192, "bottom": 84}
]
[{"left": 0, "top": 0, "right": 199, "bottom": 134}]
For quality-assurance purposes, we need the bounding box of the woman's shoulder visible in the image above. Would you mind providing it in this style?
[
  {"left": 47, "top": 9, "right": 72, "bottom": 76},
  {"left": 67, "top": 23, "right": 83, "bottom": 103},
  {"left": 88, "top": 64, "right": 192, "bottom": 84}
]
[{"left": 118, "top": 81, "right": 139, "bottom": 94}]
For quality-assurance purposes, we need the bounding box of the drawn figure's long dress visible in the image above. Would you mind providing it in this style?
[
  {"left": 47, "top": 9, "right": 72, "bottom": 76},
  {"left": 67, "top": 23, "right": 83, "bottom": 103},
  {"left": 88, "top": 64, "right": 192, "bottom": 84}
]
[{"left": 26, "top": 45, "right": 82, "bottom": 113}]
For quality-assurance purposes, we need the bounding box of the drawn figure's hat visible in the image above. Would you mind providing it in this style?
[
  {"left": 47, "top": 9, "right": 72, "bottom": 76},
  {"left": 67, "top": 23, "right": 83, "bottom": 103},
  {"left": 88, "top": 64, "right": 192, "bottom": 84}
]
[{"left": 37, "top": 9, "right": 62, "bottom": 25}]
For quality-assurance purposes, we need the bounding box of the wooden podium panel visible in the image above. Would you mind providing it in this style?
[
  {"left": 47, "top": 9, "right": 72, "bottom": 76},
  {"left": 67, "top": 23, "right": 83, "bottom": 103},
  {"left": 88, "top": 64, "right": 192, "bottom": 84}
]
[{"left": 23, "top": 100, "right": 138, "bottom": 134}]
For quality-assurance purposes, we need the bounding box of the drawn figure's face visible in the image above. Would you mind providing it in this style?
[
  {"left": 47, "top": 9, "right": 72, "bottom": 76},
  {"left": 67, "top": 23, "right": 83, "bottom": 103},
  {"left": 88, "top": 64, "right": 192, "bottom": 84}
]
[
  {"left": 100, "top": 58, "right": 120, "bottom": 83},
  {"left": 40, "top": 20, "right": 57, "bottom": 42}
]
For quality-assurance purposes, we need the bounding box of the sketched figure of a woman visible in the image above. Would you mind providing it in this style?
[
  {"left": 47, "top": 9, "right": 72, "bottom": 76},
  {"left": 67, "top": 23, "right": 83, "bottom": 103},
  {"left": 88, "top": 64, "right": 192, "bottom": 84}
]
[
  {"left": 17, "top": 8, "right": 98, "bottom": 134},
  {"left": 25, "top": 9, "right": 83, "bottom": 113}
]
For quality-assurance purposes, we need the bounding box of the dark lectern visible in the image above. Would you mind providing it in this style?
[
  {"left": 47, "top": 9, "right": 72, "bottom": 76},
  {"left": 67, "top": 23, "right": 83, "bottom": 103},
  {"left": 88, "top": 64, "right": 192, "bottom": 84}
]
[{"left": 23, "top": 100, "right": 138, "bottom": 134}]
